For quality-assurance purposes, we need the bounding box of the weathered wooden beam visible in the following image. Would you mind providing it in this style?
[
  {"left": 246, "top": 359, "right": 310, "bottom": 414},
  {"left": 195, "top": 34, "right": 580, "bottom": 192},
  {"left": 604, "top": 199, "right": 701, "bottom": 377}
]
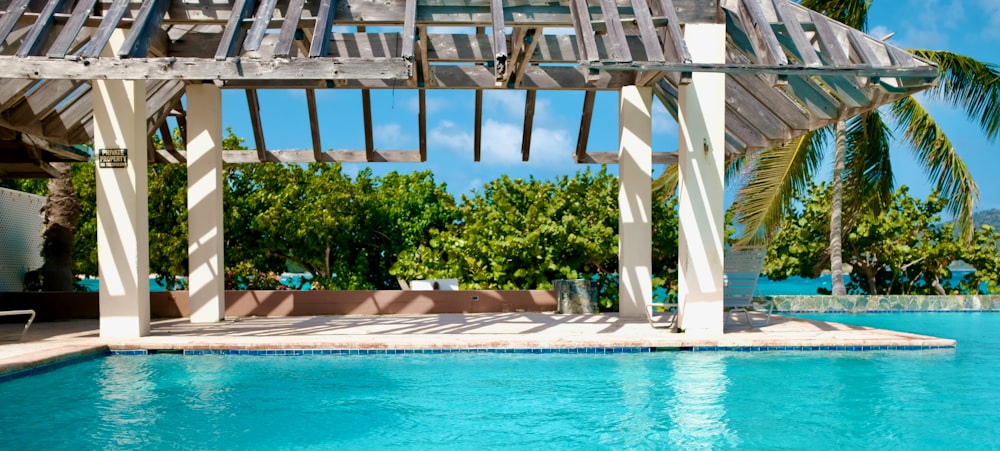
[
  {"left": 309, "top": 0, "right": 336, "bottom": 57},
  {"left": 417, "top": 25, "right": 430, "bottom": 86},
  {"left": 273, "top": 0, "right": 305, "bottom": 57},
  {"left": 0, "top": 56, "right": 412, "bottom": 80},
  {"left": 575, "top": 90, "right": 595, "bottom": 163},
  {"left": 569, "top": 0, "right": 598, "bottom": 65},
  {"left": 630, "top": 0, "right": 665, "bottom": 63},
  {"left": 80, "top": 0, "right": 130, "bottom": 58},
  {"left": 216, "top": 0, "right": 257, "bottom": 60},
  {"left": 244, "top": 0, "right": 280, "bottom": 52},
  {"left": 361, "top": 88, "right": 374, "bottom": 162},
  {"left": 0, "top": 0, "right": 30, "bottom": 46},
  {"left": 46, "top": 0, "right": 98, "bottom": 58},
  {"left": 521, "top": 90, "right": 536, "bottom": 161},
  {"left": 400, "top": 0, "right": 417, "bottom": 61},
  {"left": 474, "top": 89, "right": 482, "bottom": 162},
  {"left": 418, "top": 89, "right": 427, "bottom": 161},
  {"left": 737, "top": 0, "right": 787, "bottom": 86},
  {"left": 771, "top": 0, "right": 820, "bottom": 67},
  {"left": 154, "top": 149, "right": 423, "bottom": 164},
  {"left": 598, "top": 0, "right": 632, "bottom": 63},
  {"left": 810, "top": 10, "right": 850, "bottom": 67},
  {"left": 245, "top": 89, "right": 267, "bottom": 161},
  {"left": 305, "top": 88, "right": 323, "bottom": 161},
  {"left": 16, "top": 0, "right": 67, "bottom": 57},
  {"left": 118, "top": 0, "right": 171, "bottom": 58},
  {"left": 580, "top": 61, "right": 937, "bottom": 78},
  {"left": 516, "top": 28, "right": 542, "bottom": 88},
  {"left": 579, "top": 151, "right": 677, "bottom": 165},
  {"left": 490, "top": 0, "right": 507, "bottom": 85}
]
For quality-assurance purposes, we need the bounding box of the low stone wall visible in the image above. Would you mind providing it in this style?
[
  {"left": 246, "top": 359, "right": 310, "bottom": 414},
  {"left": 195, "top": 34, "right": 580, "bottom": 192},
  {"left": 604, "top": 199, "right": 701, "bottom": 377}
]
[
  {"left": 767, "top": 295, "right": 1000, "bottom": 312},
  {"left": 0, "top": 290, "right": 558, "bottom": 321}
]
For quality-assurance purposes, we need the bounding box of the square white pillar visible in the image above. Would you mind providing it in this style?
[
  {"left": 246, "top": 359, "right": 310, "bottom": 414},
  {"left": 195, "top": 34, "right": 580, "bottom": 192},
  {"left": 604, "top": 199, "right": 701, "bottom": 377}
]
[
  {"left": 95, "top": 31, "right": 149, "bottom": 338},
  {"left": 618, "top": 86, "right": 653, "bottom": 319},
  {"left": 186, "top": 83, "right": 226, "bottom": 323},
  {"left": 677, "top": 23, "right": 727, "bottom": 335}
]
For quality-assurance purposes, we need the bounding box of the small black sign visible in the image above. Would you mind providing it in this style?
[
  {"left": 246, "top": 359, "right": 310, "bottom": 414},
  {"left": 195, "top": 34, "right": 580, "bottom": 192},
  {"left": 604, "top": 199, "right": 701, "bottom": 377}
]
[{"left": 98, "top": 148, "right": 128, "bottom": 168}]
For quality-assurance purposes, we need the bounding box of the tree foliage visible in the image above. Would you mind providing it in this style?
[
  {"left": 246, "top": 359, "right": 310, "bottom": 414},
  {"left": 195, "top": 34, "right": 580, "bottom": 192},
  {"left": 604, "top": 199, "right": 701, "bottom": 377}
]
[{"left": 764, "top": 183, "right": 1000, "bottom": 295}]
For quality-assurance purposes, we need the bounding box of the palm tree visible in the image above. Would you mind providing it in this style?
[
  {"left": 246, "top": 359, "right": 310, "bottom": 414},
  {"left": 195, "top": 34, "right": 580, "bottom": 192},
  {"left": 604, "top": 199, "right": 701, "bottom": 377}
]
[{"left": 727, "top": 0, "right": 1000, "bottom": 294}]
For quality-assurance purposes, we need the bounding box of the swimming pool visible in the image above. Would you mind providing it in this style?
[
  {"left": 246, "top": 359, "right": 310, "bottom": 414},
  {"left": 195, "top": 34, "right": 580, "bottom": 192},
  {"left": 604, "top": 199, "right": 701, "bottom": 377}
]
[{"left": 0, "top": 313, "right": 996, "bottom": 449}]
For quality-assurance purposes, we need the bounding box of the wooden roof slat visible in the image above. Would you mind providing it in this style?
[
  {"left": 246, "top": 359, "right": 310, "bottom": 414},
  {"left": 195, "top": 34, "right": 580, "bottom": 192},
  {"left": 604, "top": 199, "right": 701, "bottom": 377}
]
[
  {"left": 489, "top": 0, "right": 507, "bottom": 85},
  {"left": 521, "top": 89, "right": 535, "bottom": 161},
  {"left": 737, "top": 0, "right": 787, "bottom": 86},
  {"left": 474, "top": 89, "right": 482, "bottom": 162},
  {"left": 45, "top": 0, "right": 97, "bottom": 58},
  {"left": 361, "top": 88, "right": 374, "bottom": 162},
  {"left": 309, "top": 0, "right": 336, "bottom": 57},
  {"left": 575, "top": 90, "right": 595, "bottom": 163},
  {"left": 80, "top": 0, "right": 129, "bottom": 59},
  {"left": 305, "top": 88, "right": 323, "bottom": 161},
  {"left": 569, "top": 0, "right": 598, "bottom": 64},
  {"left": 273, "top": 0, "right": 305, "bottom": 57},
  {"left": 215, "top": 0, "right": 256, "bottom": 60},
  {"left": 16, "top": 0, "right": 67, "bottom": 57},
  {"left": 156, "top": 149, "right": 423, "bottom": 165},
  {"left": 782, "top": 75, "right": 839, "bottom": 120},
  {"left": 771, "top": 0, "right": 820, "bottom": 67},
  {"left": 0, "top": 0, "right": 30, "bottom": 46},
  {"left": 510, "top": 27, "right": 541, "bottom": 88},
  {"left": 119, "top": 0, "right": 171, "bottom": 58},
  {"left": 630, "top": 0, "right": 665, "bottom": 63},
  {"left": 598, "top": 0, "right": 632, "bottom": 63},
  {"left": 418, "top": 89, "right": 426, "bottom": 161},
  {"left": 244, "top": 0, "right": 280, "bottom": 52},
  {"left": 5, "top": 79, "right": 81, "bottom": 130},
  {"left": 400, "top": 0, "right": 417, "bottom": 61},
  {"left": 809, "top": 9, "right": 850, "bottom": 66},
  {"left": 417, "top": 25, "right": 431, "bottom": 86},
  {"left": 245, "top": 89, "right": 267, "bottom": 161}
]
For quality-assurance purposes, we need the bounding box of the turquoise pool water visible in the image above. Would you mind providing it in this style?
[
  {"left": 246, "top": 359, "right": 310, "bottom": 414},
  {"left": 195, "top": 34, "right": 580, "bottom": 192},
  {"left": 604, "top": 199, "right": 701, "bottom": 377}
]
[{"left": 0, "top": 313, "right": 996, "bottom": 449}]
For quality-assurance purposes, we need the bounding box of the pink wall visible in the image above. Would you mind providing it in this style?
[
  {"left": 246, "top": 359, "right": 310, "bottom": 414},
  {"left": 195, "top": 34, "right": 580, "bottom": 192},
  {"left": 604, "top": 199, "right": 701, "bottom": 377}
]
[{"left": 0, "top": 290, "right": 558, "bottom": 320}]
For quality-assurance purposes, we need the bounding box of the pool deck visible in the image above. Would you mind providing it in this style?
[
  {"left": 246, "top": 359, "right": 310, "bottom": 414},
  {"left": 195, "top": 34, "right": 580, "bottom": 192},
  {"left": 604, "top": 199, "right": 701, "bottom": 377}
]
[{"left": 0, "top": 312, "right": 956, "bottom": 376}]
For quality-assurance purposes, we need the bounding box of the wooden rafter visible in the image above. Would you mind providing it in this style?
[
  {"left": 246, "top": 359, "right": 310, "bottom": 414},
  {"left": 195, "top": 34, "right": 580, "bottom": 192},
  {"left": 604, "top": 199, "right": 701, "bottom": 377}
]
[
  {"left": 521, "top": 90, "right": 536, "bottom": 162},
  {"left": 80, "top": 0, "right": 130, "bottom": 58},
  {"left": 274, "top": 0, "right": 305, "bottom": 57},
  {"left": 245, "top": 89, "right": 267, "bottom": 161},
  {"left": 15, "top": 0, "right": 67, "bottom": 57},
  {"left": 45, "top": 0, "right": 98, "bottom": 58},
  {"left": 119, "top": 0, "right": 171, "bottom": 58},
  {"left": 490, "top": 0, "right": 507, "bottom": 85},
  {"left": 309, "top": 0, "right": 336, "bottom": 57},
  {"left": 418, "top": 89, "right": 427, "bottom": 161},
  {"left": 305, "top": 88, "right": 323, "bottom": 161},
  {"left": 215, "top": 0, "right": 256, "bottom": 60},
  {"left": 575, "top": 90, "right": 595, "bottom": 163},
  {"left": 474, "top": 89, "right": 483, "bottom": 162},
  {"left": 153, "top": 149, "right": 423, "bottom": 165},
  {"left": 597, "top": 0, "right": 631, "bottom": 63},
  {"left": 362, "top": 89, "right": 374, "bottom": 162}
]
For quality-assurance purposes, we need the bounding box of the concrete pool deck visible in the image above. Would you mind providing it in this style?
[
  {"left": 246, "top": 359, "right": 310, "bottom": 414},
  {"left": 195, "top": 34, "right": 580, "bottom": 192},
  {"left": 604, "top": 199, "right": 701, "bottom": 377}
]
[{"left": 0, "top": 312, "right": 956, "bottom": 376}]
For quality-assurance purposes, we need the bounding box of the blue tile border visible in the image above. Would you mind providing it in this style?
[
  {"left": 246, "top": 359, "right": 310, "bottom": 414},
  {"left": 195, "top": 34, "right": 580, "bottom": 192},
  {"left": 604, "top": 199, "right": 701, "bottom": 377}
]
[{"left": 0, "top": 349, "right": 108, "bottom": 383}]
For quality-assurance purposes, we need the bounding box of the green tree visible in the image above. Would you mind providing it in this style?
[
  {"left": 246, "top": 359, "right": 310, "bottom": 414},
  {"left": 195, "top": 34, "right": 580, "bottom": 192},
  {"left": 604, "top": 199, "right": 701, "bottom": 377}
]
[{"left": 764, "top": 182, "right": 1000, "bottom": 295}]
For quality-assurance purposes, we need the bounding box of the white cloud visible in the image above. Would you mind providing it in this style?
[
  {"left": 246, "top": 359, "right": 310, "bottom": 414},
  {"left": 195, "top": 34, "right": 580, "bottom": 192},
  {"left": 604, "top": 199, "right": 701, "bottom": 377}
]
[
  {"left": 428, "top": 120, "right": 474, "bottom": 153},
  {"left": 484, "top": 90, "right": 527, "bottom": 119},
  {"left": 429, "top": 117, "right": 574, "bottom": 168},
  {"left": 406, "top": 94, "right": 449, "bottom": 114},
  {"left": 652, "top": 102, "right": 677, "bottom": 135},
  {"left": 373, "top": 123, "right": 411, "bottom": 148},
  {"left": 975, "top": 0, "right": 1000, "bottom": 41}
]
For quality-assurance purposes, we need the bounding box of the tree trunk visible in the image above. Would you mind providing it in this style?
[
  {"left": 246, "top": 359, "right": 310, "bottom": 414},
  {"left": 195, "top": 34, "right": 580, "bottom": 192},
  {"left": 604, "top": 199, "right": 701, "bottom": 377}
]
[
  {"left": 829, "top": 120, "right": 848, "bottom": 296},
  {"left": 40, "top": 162, "right": 80, "bottom": 291}
]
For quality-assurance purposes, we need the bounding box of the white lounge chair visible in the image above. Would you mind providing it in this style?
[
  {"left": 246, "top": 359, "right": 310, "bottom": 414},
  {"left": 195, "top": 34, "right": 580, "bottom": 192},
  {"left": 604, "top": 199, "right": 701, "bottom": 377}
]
[
  {"left": 0, "top": 309, "right": 35, "bottom": 341},
  {"left": 723, "top": 246, "right": 771, "bottom": 327},
  {"left": 645, "top": 298, "right": 678, "bottom": 329}
]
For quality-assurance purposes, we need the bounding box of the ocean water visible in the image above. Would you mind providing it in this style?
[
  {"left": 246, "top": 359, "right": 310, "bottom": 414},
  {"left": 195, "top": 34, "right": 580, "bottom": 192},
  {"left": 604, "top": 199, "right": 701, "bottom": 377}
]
[{"left": 0, "top": 314, "right": 996, "bottom": 449}]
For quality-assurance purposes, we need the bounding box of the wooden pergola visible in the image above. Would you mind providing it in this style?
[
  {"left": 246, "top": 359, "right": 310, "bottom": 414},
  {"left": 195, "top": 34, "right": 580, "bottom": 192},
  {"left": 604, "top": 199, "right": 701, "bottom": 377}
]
[
  {"left": 0, "top": 0, "right": 937, "bottom": 336},
  {"left": 0, "top": 0, "right": 935, "bottom": 173}
]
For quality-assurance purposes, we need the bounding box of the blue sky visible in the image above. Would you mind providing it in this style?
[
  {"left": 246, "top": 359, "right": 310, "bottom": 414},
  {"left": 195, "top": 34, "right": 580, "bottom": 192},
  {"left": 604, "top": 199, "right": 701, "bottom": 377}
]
[{"left": 215, "top": 0, "right": 1000, "bottom": 212}]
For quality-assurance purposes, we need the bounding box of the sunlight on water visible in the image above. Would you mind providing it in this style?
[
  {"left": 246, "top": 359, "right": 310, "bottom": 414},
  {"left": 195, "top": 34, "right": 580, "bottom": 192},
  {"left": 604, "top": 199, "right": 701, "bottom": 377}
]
[{"left": 0, "top": 314, "right": 996, "bottom": 449}]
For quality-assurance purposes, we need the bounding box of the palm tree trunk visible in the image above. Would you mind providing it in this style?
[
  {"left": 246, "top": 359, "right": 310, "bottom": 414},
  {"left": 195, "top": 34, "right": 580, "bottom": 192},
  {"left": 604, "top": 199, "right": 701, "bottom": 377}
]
[
  {"left": 40, "top": 162, "right": 80, "bottom": 291},
  {"left": 829, "top": 120, "right": 847, "bottom": 296}
]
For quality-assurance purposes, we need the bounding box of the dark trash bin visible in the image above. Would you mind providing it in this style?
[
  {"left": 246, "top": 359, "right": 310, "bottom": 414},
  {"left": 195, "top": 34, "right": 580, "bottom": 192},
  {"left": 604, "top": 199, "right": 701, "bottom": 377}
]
[{"left": 553, "top": 279, "right": 598, "bottom": 314}]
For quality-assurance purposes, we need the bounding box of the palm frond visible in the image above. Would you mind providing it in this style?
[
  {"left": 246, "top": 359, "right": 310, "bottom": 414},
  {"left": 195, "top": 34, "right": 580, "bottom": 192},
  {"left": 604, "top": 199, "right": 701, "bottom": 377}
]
[
  {"left": 731, "top": 129, "right": 827, "bottom": 244},
  {"left": 891, "top": 96, "right": 979, "bottom": 239},
  {"left": 651, "top": 164, "right": 678, "bottom": 203},
  {"left": 844, "top": 110, "right": 894, "bottom": 217},
  {"left": 800, "top": 0, "right": 870, "bottom": 30},
  {"left": 910, "top": 49, "right": 1000, "bottom": 141}
]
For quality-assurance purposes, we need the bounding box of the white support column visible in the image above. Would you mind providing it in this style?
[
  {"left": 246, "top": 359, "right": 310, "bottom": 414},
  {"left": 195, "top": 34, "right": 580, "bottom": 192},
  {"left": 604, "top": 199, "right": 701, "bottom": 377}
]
[
  {"left": 186, "top": 83, "right": 226, "bottom": 323},
  {"left": 95, "top": 30, "right": 149, "bottom": 338},
  {"left": 677, "top": 23, "right": 726, "bottom": 335},
  {"left": 618, "top": 85, "right": 653, "bottom": 319}
]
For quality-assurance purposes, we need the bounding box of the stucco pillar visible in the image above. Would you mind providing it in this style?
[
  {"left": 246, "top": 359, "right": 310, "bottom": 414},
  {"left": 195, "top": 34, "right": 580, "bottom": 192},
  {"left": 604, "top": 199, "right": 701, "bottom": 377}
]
[
  {"left": 95, "top": 30, "right": 149, "bottom": 338},
  {"left": 186, "top": 84, "right": 225, "bottom": 322},
  {"left": 618, "top": 85, "right": 653, "bottom": 319},
  {"left": 677, "top": 23, "right": 726, "bottom": 334}
]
